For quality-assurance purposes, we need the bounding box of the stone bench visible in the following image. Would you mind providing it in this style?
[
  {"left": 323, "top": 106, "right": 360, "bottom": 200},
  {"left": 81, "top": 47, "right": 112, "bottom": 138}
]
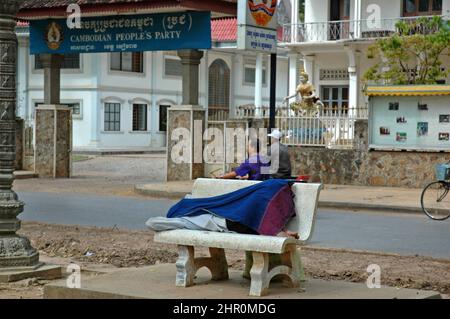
[{"left": 153, "top": 178, "right": 322, "bottom": 296}]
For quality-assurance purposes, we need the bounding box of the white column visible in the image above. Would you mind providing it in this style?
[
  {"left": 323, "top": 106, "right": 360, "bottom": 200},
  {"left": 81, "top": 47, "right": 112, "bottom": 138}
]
[
  {"left": 150, "top": 52, "right": 157, "bottom": 145},
  {"left": 17, "top": 35, "right": 28, "bottom": 120},
  {"left": 303, "top": 55, "right": 315, "bottom": 86},
  {"left": 291, "top": 0, "right": 299, "bottom": 43},
  {"left": 443, "top": 0, "right": 450, "bottom": 16},
  {"left": 288, "top": 52, "right": 299, "bottom": 103},
  {"left": 230, "top": 53, "right": 236, "bottom": 118},
  {"left": 203, "top": 50, "right": 209, "bottom": 119},
  {"left": 346, "top": 48, "right": 360, "bottom": 118},
  {"left": 354, "top": 0, "right": 362, "bottom": 39},
  {"left": 233, "top": 54, "right": 243, "bottom": 118},
  {"left": 90, "top": 54, "right": 100, "bottom": 146},
  {"left": 254, "top": 52, "right": 263, "bottom": 117}
]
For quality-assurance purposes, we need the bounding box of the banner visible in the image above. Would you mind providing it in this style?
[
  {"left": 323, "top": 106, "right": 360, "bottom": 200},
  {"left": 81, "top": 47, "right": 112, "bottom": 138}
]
[
  {"left": 30, "top": 11, "right": 212, "bottom": 54},
  {"left": 237, "top": 0, "right": 278, "bottom": 53}
]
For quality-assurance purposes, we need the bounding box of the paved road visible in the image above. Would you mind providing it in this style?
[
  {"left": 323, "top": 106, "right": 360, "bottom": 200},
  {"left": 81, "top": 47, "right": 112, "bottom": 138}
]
[{"left": 18, "top": 191, "right": 450, "bottom": 260}]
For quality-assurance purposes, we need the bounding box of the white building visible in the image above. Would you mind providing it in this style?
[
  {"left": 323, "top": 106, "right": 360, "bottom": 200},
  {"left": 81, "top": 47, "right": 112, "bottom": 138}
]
[
  {"left": 15, "top": 17, "right": 289, "bottom": 153},
  {"left": 282, "top": 0, "right": 450, "bottom": 117}
]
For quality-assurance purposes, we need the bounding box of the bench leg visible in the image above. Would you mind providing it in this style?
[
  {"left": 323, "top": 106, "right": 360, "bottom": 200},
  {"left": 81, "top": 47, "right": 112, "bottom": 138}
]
[
  {"left": 286, "top": 245, "right": 302, "bottom": 288},
  {"left": 208, "top": 248, "right": 229, "bottom": 281},
  {"left": 175, "top": 245, "right": 195, "bottom": 287},
  {"left": 249, "top": 252, "right": 270, "bottom": 297},
  {"left": 297, "top": 250, "right": 306, "bottom": 283},
  {"left": 194, "top": 248, "right": 229, "bottom": 281}
]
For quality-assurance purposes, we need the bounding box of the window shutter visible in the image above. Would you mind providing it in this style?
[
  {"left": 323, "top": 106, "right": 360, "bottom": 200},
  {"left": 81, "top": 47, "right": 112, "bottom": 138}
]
[{"left": 208, "top": 59, "right": 230, "bottom": 109}]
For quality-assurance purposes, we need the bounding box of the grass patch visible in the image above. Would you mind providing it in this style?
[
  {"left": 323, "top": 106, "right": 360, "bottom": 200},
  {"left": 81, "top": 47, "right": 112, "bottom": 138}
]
[{"left": 72, "top": 155, "right": 91, "bottom": 162}]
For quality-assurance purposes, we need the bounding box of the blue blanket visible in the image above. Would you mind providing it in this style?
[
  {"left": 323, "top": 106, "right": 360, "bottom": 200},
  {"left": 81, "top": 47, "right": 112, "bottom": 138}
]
[{"left": 167, "top": 179, "right": 295, "bottom": 235}]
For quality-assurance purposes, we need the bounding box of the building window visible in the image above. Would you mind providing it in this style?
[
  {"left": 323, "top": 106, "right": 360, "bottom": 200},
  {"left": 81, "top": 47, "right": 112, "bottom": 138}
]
[
  {"left": 403, "top": 0, "right": 442, "bottom": 16},
  {"left": 321, "top": 86, "right": 349, "bottom": 114},
  {"left": 159, "top": 105, "right": 170, "bottom": 132},
  {"left": 164, "top": 56, "right": 182, "bottom": 77},
  {"left": 343, "top": 0, "right": 351, "bottom": 18},
  {"left": 104, "top": 103, "right": 121, "bottom": 131},
  {"left": 111, "top": 52, "right": 143, "bottom": 73},
  {"left": 244, "top": 65, "right": 267, "bottom": 86},
  {"left": 35, "top": 102, "right": 81, "bottom": 116},
  {"left": 208, "top": 59, "right": 230, "bottom": 110},
  {"left": 132, "top": 104, "right": 147, "bottom": 131},
  {"left": 67, "top": 103, "right": 81, "bottom": 116},
  {"left": 34, "top": 54, "right": 80, "bottom": 70}
]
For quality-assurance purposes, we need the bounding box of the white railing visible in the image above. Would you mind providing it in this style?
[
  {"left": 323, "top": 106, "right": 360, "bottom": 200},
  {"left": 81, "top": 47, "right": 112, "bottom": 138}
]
[
  {"left": 276, "top": 115, "right": 356, "bottom": 148},
  {"left": 208, "top": 107, "right": 230, "bottom": 121},
  {"left": 233, "top": 104, "right": 368, "bottom": 148},
  {"left": 235, "top": 105, "right": 292, "bottom": 119},
  {"left": 282, "top": 15, "right": 448, "bottom": 44},
  {"left": 277, "top": 106, "right": 368, "bottom": 148}
]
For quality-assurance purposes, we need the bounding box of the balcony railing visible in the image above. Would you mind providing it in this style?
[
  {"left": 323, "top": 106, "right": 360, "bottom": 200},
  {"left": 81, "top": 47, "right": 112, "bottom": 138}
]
[
  {"left": 282, "top": 15, "right": 448, "bottom": 44},
  {"left": 208, "top": 107, "right": 230, "bottom": 122}
]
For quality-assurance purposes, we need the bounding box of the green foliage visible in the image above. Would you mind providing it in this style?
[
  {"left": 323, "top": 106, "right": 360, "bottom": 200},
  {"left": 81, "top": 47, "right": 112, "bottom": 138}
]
[{"left": 364, "top": 16, "right": 450, "bottom": 85}]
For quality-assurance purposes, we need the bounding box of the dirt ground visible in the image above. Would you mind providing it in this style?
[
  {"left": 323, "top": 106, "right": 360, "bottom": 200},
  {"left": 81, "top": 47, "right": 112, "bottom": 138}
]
[
  {"left": 3, "top": 155, "right": 448, "bottom": 299},
  {"left": 14, "top": 154, "right": 167, "bottom": 198},
  {"left": 0, "top": 221, "right": 448, "bottom": 299}
]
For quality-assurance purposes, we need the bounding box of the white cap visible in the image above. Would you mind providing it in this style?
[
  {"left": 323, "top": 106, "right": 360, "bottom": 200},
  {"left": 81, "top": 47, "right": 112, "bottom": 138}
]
[{"left": 268, "top": 129, "right": 282, "bottom": 139}]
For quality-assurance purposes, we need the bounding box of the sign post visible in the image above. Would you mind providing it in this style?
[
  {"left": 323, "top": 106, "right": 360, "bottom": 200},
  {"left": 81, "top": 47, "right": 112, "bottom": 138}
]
[{"left": 237, "top": 0, "right": 278, "bottom": 130}]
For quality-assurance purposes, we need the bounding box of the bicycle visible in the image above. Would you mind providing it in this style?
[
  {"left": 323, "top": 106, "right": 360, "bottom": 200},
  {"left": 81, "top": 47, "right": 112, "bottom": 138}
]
[{"left": 420, "top": 162, "right": 450, "bottom": 221}]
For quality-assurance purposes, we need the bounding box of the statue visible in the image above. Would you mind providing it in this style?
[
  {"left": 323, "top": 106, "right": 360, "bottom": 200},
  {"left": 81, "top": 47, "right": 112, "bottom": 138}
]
[{"left": 283, "top": 71, "right": 323, "bottom": 116}]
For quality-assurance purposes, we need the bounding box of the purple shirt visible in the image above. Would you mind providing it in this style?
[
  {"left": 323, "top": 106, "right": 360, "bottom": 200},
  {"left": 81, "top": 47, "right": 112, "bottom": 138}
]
[{"left": 234, "top": 155, "right": 270, "bottom": 181}]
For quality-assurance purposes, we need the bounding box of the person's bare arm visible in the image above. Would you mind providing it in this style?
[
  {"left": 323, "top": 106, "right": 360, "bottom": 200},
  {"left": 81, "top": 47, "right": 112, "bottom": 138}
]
[
  {"left": 218, "top": 171, "right": 237, "bottom": 179},
  {"left": 283, "top": 92, "right": 297, "bottom": 102}
]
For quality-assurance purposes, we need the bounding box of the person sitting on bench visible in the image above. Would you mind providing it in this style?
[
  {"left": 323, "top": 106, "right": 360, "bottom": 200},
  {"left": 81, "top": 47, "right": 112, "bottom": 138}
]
[
  {"left": 218, "top": 138, "right": 269, "bottom": 181},
  {"left": 146, "top": 179, "right": 299, "bottom": 239}
]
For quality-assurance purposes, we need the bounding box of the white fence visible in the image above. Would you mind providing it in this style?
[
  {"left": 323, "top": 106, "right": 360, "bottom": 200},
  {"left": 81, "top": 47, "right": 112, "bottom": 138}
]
[
  {"left": 282, "top": 15, "right": 449, "bottom": 44},
  {"left": 208, "top": 107, "right": 230, "bottom": 122},
  {"left": 276, "top": 116, "right": 353, "bottom": 148},
  {"left": 231, "top": 105, "right": 369, "bottom": 148}
]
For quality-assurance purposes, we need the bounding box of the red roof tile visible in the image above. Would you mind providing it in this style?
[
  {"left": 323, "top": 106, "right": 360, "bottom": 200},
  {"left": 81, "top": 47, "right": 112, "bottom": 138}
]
[
  {"left": 211, "top": 18, "right": 283, "bottom": 43},
  {"left": 211, "top": 17, "right": 237, "bottom": 42},
  {"left": 17, "top": 21, "right": 30, "bottom": 27},
  {"left": 19, "top": 0, "right": 237, "bottom": 19}
]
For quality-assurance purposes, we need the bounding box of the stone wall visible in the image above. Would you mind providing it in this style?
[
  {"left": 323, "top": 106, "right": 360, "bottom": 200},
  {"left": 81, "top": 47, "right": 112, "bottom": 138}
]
[
  {"left": 166, "top": 106, "right": 205, "bottom": 181},
  {"left": 288, "top": 120, "right": 450, "bottom": 188},
  {"left": 35, "top": 106, "right": 71, "bottom": 178}
]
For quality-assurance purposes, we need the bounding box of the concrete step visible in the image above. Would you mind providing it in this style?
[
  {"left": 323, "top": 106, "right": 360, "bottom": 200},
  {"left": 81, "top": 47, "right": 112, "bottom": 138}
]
[
  {"left": 44, "top": 264, "right": 441, "bottom": 299},
  {"left": 13, "top": 170, "right": 38, "bottom": 179}
]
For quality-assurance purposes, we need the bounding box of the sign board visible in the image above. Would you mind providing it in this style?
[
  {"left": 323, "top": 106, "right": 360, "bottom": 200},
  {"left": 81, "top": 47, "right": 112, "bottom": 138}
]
[
  {"left": 370, "top": 95, "right": 450, "bottom": 151},
  {"left": 30, "top": 11, "right": 211, "bottom": 54},
  {"left": 237, "top": 0, "right": 278, "bottom": 53}
]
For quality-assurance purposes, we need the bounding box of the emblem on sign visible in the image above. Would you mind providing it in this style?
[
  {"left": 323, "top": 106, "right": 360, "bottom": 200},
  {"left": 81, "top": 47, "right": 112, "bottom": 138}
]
[
  {"left": 248, "top": 0, "right": 278, "bottom": 27},
  {"left": 45, "top": 21, "right": 64, "bottom": 50}
]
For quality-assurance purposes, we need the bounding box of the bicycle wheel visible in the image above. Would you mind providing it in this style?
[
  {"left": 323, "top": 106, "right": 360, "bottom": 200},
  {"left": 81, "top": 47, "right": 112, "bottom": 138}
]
[{"left": 421, "top": 181, "right": 450, "bottom": 221}]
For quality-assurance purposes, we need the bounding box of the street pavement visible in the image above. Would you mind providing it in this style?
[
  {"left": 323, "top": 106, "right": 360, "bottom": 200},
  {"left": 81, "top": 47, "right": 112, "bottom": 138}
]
[{"left": 18, "top": 191, "right": 450, "bottom": 260}]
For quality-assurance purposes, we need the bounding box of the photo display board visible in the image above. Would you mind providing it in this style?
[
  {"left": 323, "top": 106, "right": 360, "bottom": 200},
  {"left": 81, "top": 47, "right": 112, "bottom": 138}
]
[{"left": 370, "top": 96, "right": 450, "bottom": 150}]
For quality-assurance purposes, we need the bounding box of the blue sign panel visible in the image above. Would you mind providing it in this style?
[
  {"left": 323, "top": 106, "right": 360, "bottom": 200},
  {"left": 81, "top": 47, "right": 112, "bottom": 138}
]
[{"left": 30, "top": 11, "right": 212, "bottom": 54}]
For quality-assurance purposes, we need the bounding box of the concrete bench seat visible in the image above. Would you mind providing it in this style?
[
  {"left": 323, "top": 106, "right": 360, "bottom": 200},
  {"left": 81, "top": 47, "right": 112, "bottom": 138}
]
[
  {"left": 153, "top": 178, "right": 322, "bottom": 296},
  {"left": 155, "top": 229, "right": 301, "bottom": 254}
]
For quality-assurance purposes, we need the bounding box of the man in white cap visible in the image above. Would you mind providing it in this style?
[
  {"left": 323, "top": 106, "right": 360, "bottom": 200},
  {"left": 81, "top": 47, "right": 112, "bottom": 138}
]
[{"left": 268, "top": 129, "right": 292, "bottom": 179}]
